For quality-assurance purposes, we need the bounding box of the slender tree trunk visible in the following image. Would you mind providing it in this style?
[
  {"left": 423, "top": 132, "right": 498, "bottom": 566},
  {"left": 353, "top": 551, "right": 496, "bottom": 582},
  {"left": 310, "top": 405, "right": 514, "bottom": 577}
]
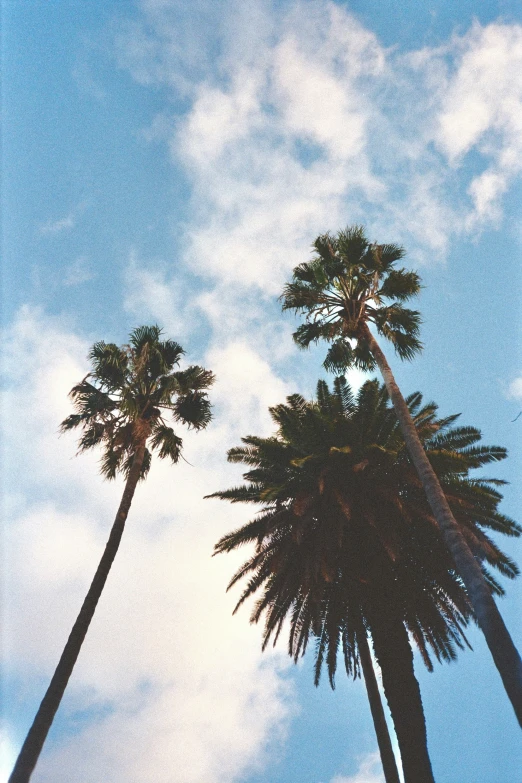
[
  {"left": 370, "top": 614, "right": 435, "bottom": 783},
  {"left": 361, "top": 322, "right": 522, "bottom": 727},
  {"left": 9, "top": 442, "right": 147, "bottom": 783},
  {"left": 358, "top": 626, "right": 402, "bottom": 783}
]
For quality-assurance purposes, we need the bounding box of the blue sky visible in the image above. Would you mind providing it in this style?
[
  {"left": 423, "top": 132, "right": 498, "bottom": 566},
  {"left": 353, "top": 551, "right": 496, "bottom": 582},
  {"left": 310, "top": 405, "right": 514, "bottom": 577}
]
[{"left": 2, "top": 1, "right": 522, "bottom": 781}]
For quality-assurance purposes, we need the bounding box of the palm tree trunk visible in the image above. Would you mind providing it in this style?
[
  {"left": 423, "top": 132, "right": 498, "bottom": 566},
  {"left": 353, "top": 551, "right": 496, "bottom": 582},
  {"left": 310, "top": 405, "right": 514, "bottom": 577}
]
[
  {"left": 361, "top": 322, "right": 522, "bottom": 727},
  {"left": 358, "top": 626, "right": 402, "bottom": 783},
  {"left": 9, "top": 443, "right": 147, "bottom": 783},
  {"left": 370, "top": 614, "right": 435, "bottom": 783}
]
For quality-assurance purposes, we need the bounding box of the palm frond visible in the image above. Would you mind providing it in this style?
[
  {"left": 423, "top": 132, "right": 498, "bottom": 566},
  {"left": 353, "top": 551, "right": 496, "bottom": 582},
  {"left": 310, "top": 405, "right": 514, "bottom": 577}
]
[
  {"left": 150, "top": 424, "right": 183, "bottom": 463},
  {"left": 173, "top": 391, "right": 212, "bottom": 429},
  {"left": 323, "top": 339, "right": 358, "bottom": 373},
  {"left": 378, "top": 269, "right": 421, "bottom": 301},
  {"left": 129, "top": 324, "right": 163, "bottom": 353},
  {"left": 293, "top": 321, "right": 339, "bottom": 349},
  {"left": 172, "top": 365, "right": 215, "bottom": 393}
]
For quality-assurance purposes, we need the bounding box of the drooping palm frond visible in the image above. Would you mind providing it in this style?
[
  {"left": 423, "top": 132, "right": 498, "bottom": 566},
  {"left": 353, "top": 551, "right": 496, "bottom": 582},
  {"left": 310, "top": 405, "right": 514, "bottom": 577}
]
[{"left": 211, "top": 377, "right": 519, "bottom": 691}]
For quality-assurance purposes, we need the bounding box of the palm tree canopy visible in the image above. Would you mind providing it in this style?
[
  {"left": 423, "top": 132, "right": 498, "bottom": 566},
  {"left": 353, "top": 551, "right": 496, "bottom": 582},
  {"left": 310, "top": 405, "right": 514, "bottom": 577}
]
[
  {"left": 60, "top": 325, "right": 215, "bottom": 480},
  {"left": 281, "top": 225, "right": 423, "bottom": 373},
  {"left": 211, "top": 378, "right": 520, "bottom": 687}
]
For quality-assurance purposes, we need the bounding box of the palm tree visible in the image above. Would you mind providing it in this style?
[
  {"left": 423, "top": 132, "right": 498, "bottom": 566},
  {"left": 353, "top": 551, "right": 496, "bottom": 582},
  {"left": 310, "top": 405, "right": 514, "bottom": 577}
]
[
  {"left": 9, "top": 325, "right": 215, "bottom": 783},
  {"left": 210, "top": 379, "right": 519, "bottom": 783},
  {"left": 281, "top": 225, "right": 522, "bottom": 725}
]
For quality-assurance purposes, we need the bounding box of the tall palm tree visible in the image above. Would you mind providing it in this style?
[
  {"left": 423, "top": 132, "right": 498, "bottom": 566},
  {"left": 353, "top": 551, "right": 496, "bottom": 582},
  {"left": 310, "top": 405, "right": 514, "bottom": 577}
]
[
  {"left": 211, "top": 378, "right": 519, "bottom": 782},
  {"left": 281, "top": 225, "right": 522, "bottom": 724},
  {"left": 9, "top": 325, "right": 215, "bottom": 783}
]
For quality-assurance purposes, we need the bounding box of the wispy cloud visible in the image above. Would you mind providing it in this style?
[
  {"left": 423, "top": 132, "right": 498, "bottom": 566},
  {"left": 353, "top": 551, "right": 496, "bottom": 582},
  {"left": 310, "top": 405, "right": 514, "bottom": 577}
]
[
  {"left": 123, "top": 250, "right": 190, "bottom": 337},
  {"left": 63, "top": 257, "right": 95, "bottom": 287},
  {"left": 328, "top": 752, "right": 385, "bottom": 783},
  {"left": 507, "top": 376, "right": 522, "bottom": 401},
  {"left": 39, "top": 201, "right": 89, "bottom": 236},
  {"left": 39, "top": 213, "right": 76, "bottom": 235}
]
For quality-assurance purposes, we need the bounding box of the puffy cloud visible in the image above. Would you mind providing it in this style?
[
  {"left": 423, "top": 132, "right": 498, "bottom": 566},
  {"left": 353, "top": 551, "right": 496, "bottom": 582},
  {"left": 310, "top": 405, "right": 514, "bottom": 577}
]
[
  {"left": 434, "top": 22, "right": 522, "bottom": 227},
  {"left": 181, "top": 72, "right": 264, "bottom": 165},
  {"left": 172, "top": 2, "right": 385, "bottom": 291},
  {"left": 125, "top": 2, "right": 522, "bottom": 286},
  {"left": 207, "top": 340, "right": 291, "bottom": 438},
  {"left": 1, "top": 307, "right": 116, "bottom": 520},
  {"left": 436, "top": 23, "right": 522, "bottom": 161},
  {"left": 7, "top": 502, "right": 293, "bottom": 783}
]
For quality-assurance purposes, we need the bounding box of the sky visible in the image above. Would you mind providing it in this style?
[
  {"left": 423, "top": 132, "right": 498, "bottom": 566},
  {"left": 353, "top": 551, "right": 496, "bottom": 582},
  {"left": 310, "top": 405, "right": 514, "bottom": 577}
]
[{"left": 1, "top": 0, "right": 522, "bottom": 781}]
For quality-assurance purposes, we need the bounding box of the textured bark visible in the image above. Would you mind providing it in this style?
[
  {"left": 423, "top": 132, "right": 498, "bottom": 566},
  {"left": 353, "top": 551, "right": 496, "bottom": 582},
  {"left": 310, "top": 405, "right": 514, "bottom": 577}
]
[
  {"left": 361, "top": 322, "right": 522, "bottom": 727},
  {"left": 370, "top": 615, "right": 435, "bottom": 783},
  {"left": 9, "top": 442, "right": 147, "bottom": 783},
  {"left": 358, "top": 628, "right": 402, "bottom": 783}
]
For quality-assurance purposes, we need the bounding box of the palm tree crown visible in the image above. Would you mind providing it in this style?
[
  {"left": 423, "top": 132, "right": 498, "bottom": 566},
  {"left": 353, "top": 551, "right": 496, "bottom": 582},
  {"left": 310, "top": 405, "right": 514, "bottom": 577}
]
[
  {"left": 61, "top": 324, "right": 214, "bottom": 478},
  {"left": 210, "top": 378, "right": 519, "bottom": 781},
  {"left": 281, "top": 224, "right": 421, "bottom": 373},
  {"left": 212, "top": 378, "right": 518, "bottom": 679}
]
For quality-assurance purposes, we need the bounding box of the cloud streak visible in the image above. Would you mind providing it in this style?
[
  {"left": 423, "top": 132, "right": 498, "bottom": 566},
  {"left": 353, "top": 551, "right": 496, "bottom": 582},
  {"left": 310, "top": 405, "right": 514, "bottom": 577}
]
[{"left": 39, "top": 214, "right": 76, "bottom": 235}]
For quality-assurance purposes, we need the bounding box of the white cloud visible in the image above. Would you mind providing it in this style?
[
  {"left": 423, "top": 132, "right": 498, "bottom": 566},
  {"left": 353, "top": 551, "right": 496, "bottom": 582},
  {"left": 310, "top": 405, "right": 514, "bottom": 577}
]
[
  {"left": 39, "top": 201, "right": 89, "bottom": 236},
  {"left": 271, "top": 5, "right": 384, "bottom": 162},
  {"left": 182, "top": 72, "right": 263, "bottom": 165},
  {"left": 39, "top": 213, "right": 75, "bottom": 235},
  {"left": 172, "top": 2, "right": 386, "bottom": 291},
  {"left": 63, "top": 256, "right": 95, "bottom": 287},
  {"left": 123, "top": 250, "right": 189, "bottom": 338},
  {"left": 436, "top": 23, "right": 522, "bottom": 161},
  {"left": 328, "top": 752, "right": 385, "bottom": 783},
  {"left": 0, "top": 307, "right": 114, "bottom": 518},
  {"left": 0, "top": 733, "right": 17, "bottom": 782},
  {"left": 6, "top": 500, "right": 293, "bottom": 783},
  {"left": 3, "top": 309, "right": 295, "bottom": 783},
  {"left": 434, "top": 22, "right": 522, "bottom": 227},
  {"left": 116, "top": 3, "right": 522, "bottom": 288},
  {"left": 507, "top": 376, "right": 522, "bottom": 401},
  {"left": 207, "top": 340, "right": 291, "bottom": 439}
]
